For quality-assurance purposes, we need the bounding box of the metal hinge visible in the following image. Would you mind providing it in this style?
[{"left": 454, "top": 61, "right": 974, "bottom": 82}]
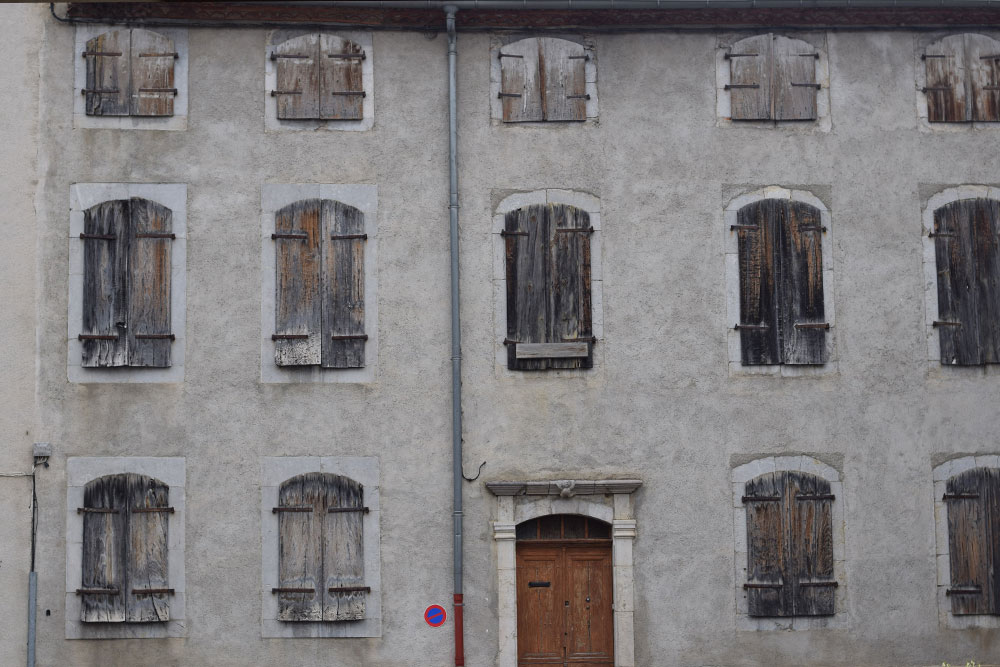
[
  {"left": 734, "top": 324, "right": 768, "bottom": 331},
  {"left": 76, "top": 588, "right": 120, "bottom": 595},
  {"left": 724, "top": 53, "right": 758, "bottom": 60},
  {"left": 498, "top": 92, "right": 522, "bottom": 98},
  {"left": 331, "top": 335, "right": 369, "bottom": 341},
  {"left": 795, "top": 493, "right": 835, "bottom": 500},
  {"left": 330, "top": 91, "right": 366, "bottom": 97},
  {"left": 933, "top": 321, "right": 962, "bottom": 328},
  {"left": 330, "top": 233, "right": 368, "bottom": 240},
  {"left": 79, "top": 233, "right": 117, "bottom": 240},
  {"left": 741, "top": 495, "right": 780, "bottom": 502},
  {"left": 328, "top": 506, "right": 370, "bottom": 513},
  {"left": 946, "top": 587, "right": 981, "bottom": 596},
  {"left": 329, "top": 586, "right": 371, "bottom": 593},
  {"left": 743, "top": 582, "right": 782, "bottom": 589},
  {"left": 725, "top": 84, "right": 760, "bottom": 90},
  {"left": 793, "top": 323, "right": 831, "bottom": 330},
  {"left": 136, "top": 232, "right": 176, "bottom": 239},
  {"left": 138, "top": 52, "right": 179, "bottom": 59},
  {"left": 327, "top": 52, "right": 366, "bottom": 60},
  {"left": 791, "top": 83, "right": 821, "bottom": 89},
  {"left": 272, "top": 334, "right": 309, "bottom": 340},
  {"left": 272, "top": 232, "right": 308, "bottom": 240},
  {"left": 132, "top": 588, "right": 175, "bottom": 596},
  {"left": 730, "top": 224, "right": 759, "bottom": 231},
  {"left": 81, "top": 51, "right": 123, "bottom": 57},
  {"left": 943, "top": 492, "right": 979, "bottom": 500}
]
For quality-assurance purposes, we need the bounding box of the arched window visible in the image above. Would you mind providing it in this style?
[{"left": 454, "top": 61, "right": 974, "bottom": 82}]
[
  {"left": 83, "top": 28, "right": 177, "bottom": 117},
  {"left": 499, "top": 37, "right": 590, "bottom": 122},
  {"left": 943, "top": 466, "right": 1000, "bottom": 614},
  {"left": 726, "top": 33, "right": 819, "bottom": 121},
  {"left": 923, "top": 33, "right": 1000, "bottom": 123},
  {"left": 270, "top": 34, "right": 366, "bottom": 120}
]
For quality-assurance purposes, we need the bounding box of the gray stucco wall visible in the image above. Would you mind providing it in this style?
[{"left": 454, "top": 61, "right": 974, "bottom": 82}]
[{"left": 4, "top": 5, "right": 999, "bottom": 665}]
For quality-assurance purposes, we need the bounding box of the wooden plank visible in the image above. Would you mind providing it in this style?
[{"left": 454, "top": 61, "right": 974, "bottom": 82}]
[
  {"left": 128, "top": 198, "right": 172, "bottom": 368},
  {"left": 549, "top": 204, "right": 593, "bottom": 369},
  {"left": 319, "top": 35, "right": 364, "bottom": 120},
  {"left": 788, "top": 472, "right": 835, "bottom": 616},
  {"left": 81, "top": 475, "right": 128, "bottom": 622},
  {"left": 85, "top": 30, "right": 130, "bottom": 116},
  {"left": 781, "top": 202, "right": 827, "bottom": 364},
  {"left": 729, "top": 34, "right": 771, "bottom": 120},
  {"left": 129, "top": 29, "right": 175, "bottom": 117},
  {"left": 935, "top": 200, "right": 982, "bottom": 365},
  {"left": 947, "top": 467, "right": 991, "bottom": 614},
  {"left": 564, "top": 547, "right": 614, "bottom": 666},
  {"left": 773, "top": 35, "right": 817, "bottom": 121},
  {"left": 321, "top": 201, "right": 365, "bottom": 368},
  {"left": 322, "top": 474, "right": 366, "bottom": 621},
  {"left": 274, "top": 199, "right": 323, "bottom": 366},
  {"left": 967, "top": 34, "right": 1000, "bottom": 122},
  {"left": 971, "top": 199, "right": 1000, "bottom": 363},
  {"left": 737, "top": 200, "right": 781, "bottom": 365},
  {"left": 506, "top": 205, "right": 550, "bottom": 370},
  {"left": 82, "top": 200, "right": 129, "bottom": 367},
  {"left": 539, "top": 37, "right": 587, "bottom": 122},
  {"left": 515, "top": 342, "right": 588, "bottom": 359},
  {"left": 500, "top": 38, "right": 543, "bottom": 122},
  {"left": 274, "top": 34, "right": 320, "bottom": 120},
  {"left": 277, "top": 473, "right": 323, "bottom": 621},
  {"left": 126, "top": 474, "right": 170, "bottom": 622},
  {"left": 745, "top": 472, "right": 788, "bottom": 616},
  {"left": 515, "top": 545, "right": 563, "bottom": 663},
  {"left": 925, "top": 35, "right": 967, "bottom": 122}
]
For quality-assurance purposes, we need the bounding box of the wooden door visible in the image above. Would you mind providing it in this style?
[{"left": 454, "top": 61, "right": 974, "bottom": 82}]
[{"left": 517, "top": 542, "right": 613, "bottom": 666}]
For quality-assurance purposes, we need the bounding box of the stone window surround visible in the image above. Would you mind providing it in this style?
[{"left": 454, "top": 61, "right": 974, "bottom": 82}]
[
  {"left": 68, "top": 183, "right": 188, "bottom": 384},
  {"left": 487, "top": 479, "right": 641, "bottom": 667},
  {"left": 264, "top": 30, "right": 375, "bottom": 133},
  {"left": 723, "top": 185, "right": 837, "bottom": 377},
  {"left": 260, "top": 184, "right": 378, "bottom": 384},
  {"left": 931, "top": 455, "right": 1000, "bottom": 629},
  {"left": 73, "top": 25, "right": 189, "bottom": 131},
  {"left": 715, "top": 32, "right": 831, "bottom": 132},
  {"left": 920, "top": 185, "right": 1000, "bottom": 376},
  {"left": 261, "top": 456, "right": 381, "bottom": 638},
  {"left": 492, "top": 189, "right": 605, "bottom": 378},
  {"left": 489, "top": 34, "right": 599, "bottom": 124},
  {"left": 66, "top": 457, "right": 186, "bottom": 639},
  {"left": 731, "top": 456, "right": 847, "bottom": 631},
  {"left": 914, "top": 32, "right": 1000, "bottom": 132}
]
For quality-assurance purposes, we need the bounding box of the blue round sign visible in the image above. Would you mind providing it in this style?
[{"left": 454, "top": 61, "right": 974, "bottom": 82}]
[{"left": 424, "top": 604, "right": 446, "bottom": 627}]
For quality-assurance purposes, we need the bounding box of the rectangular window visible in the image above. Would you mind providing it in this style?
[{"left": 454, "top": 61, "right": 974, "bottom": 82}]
[
  {"left": 727, "top": 34, "right": 819, "bottom": 122},
  {"left": 83, "top": 28, "right": 177, "bottom": 117},
  {"left": 924, "top": 33, "right": 1000, "bottom": 123}
]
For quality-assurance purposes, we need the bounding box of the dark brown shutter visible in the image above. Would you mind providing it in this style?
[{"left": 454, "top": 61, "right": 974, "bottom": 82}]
[
  {"left": 322, "top": 201, "right": 366, "bottom": 368},
  {"left": 84, "top": 30, "right": 130, "bottom": 116},
  {"left": 274, "top": 34, "right": 320, "bottom": 120},
  {"left": 549, "top": 204, "right": 593, "bottom": 369},
  {"left": 276, "top": 474, "right": 324, "bottom": 621},
  {"left": 499, "top": 38, "right": 543, "bottom": 123},
  {"left": 128, "top": 198, "right": 173, "bottom": 368},
  {"left": 274, "top": 200, "right": 323, "bottom": 366},
  {"left": 935, "top": 200, "right": 983, "bottom": 365},
  {"left": 780, "top": 202, "right": 827, "bottom": 364},
  {"left": 968, "top": 34, "right": 1000, "bottom": 122},
  {"left": 319, "top": 35, "right": 364, "bottom": 120},
  {"left": 539, "top": 37, "right": 587, "bottom": 122},
  {"left": 126, "top": 474, "right": 170, "bottom": 622},
  {"left": 506, "top": 205, "right": 550, "bottom": 370},
  {"left": 971, "top": 199, "right": 1000, "bottom": 363},
  {"left": 322, "top": 475, "right": 366, "bottom": 621},
  {"left": 728, "top": 34, "right": 771, "bottom": 121},
  {"left": 946, "top": 467, "right": 1000, "bottom": 615},
  {"left": 737, "top": 200, "right": 780, "bottom": 365},
  {"left": 81, "top": 475, "right": 128, "bottom": 622},
  {"left": 787, "top": 472, "right": 835, "bottom": 616},
  {"left": 773, "top": 35, "right": 818, "bottom": 121},
  {"left": 744, "top": 472, "right": 787, "bottom": 616},
  {"left": 924, "top": 35, "right": 967, "bottom": 123},
  {"left": 130, "top": 29, "right": 175, "bottom": 117},
  {"left": 81, "top": 200, "right": 129, "bottom": 367}
]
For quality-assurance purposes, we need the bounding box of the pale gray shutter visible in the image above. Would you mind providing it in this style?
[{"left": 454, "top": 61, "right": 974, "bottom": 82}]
[
  {"left": 728, "top": 34, "right": 771, "bottom": 120},
  {"left": 274, "top": 200, "right": 323, "bottom": 366},
  {"left": 275, "top": 474, "right": 324, "bottom": 621},
  {"left": 322, "top": 201, "right": 366, "bottom": 368},
  {"left": 772, "top": 35, "right": 818, "bottom": 121},
  {"left": 319, "top": 35, "right": 365, "bottom": 120},
  {"left": 126, "top": 474, "right": 171, "bottom": 622},
  {"left": 273, "top": 34, "right": 320, "bottom": 120},
  {"left": 81, "top": 200, "right": 129, "bottom": 367},
  {"left": 80, "top": 475, "right": 128, "bottom": 622},
  {"left": 499, "top": 38, "right": 543, "bottom": 123},
  {"left": 84, "top": 30, "right": 130, "bottom": 116},
  {"left": 128, "top": 198, "right": 173, "bottom": 368},
  {"left": 322, "top": 475, "right": 366, "bottom": 621},
  {"left": 539, "top": 37, "right": 587, "bottom": 122},
  {"left": 130, "top": 29, "right": 176, "bottom": 117}
]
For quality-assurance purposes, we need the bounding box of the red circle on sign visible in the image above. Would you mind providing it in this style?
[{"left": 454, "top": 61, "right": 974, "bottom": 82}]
[{"left": 424, "top": 604, "right": 447, "bottom": 627}]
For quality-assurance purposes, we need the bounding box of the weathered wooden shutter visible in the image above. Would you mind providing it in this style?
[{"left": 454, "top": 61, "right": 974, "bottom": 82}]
[
  {"left": 736, "top": 200, "right": 780, "bottom": 365},
  {"left": 84, "top": 30, "right": 130, "bottom": 116},
  {"left": 935, "top": 200, "right": 987, "bottom": 365},
  {"left": 728, "top": 34, "right": 771, "bottom": 121},
  {"left": 274, "top": 200, "right": 323, "bottom": 366},
  {"left": 82, "top": 200, "right": 129, "bottom": 367},
  {"left": 744, "top": 472, "right": 787, "bottom": 616},
  {"left": 924, "top": 35, "right": 968, "bottom": 123},
  {"left": 276, "top": 473, "right": 324, "bottom": 621},
  {"left": 323, "top": 475, "right": 366, "bottom": 621},
  {"left": 319, "top": 35, "right": 365, "bottom": 120},
  {"left": 549, "top": 204, "right": 593, "bottom": 369},
  {"left": 780, "top": 201, "right": 827, "bottom": 364},
  {"left": 945, "top": 467, "right": 1000, "bottom": 615},
  {"left": 968, "top": 34, "right": 1000, "bottom": 122},
  {"left": 129, "top": 29, "right": 176, "bottom": 117},
  {"left": 772, "top": 35, "right": 818, "bottom": 121},
  {"left": 322, "top": 201, "right": 366, "bottom": 368},
  {"left": 973, "top": 199, "right": 1000, "bottom": 363},
  {"left": 128, "top": 198, "right": 173, "bottom": 368},
  {"left": 499, "top": 38, "right": 543, "bottom": 123},
  {"left": 126, "top": 474, "right": 170, "bottom": 622},
  {"left": 538, "top": 37, "right": 587, "bottom": 122},
  {"left": 273, "top": 34, "right": 321, "bottom": 120},
  {"left": 80, "top": 475, "right": 128, "bottom": 622}
]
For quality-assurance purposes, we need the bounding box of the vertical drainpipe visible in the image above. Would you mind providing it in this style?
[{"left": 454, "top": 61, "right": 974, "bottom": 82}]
[{"left": 444, "top": 5, "right": 465, "bottom": 666}]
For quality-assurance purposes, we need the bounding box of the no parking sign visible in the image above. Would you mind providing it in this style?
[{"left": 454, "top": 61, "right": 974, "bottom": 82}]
[{"left": 424, "top": 604, "right": 447, "bottom": 627}]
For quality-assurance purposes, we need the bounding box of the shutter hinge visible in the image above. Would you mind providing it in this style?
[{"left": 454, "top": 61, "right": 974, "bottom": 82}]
[
  {"left": 136, "top": 232, "right": 176, "bottom": 239},
  {"left": 741, "top": 495, "right": 780, "bottom": 502},
  {"left": 137, "top": 88, "right": 178, "bottom": 95},
  {"left": 272, "top": 334, "right": 310, "bottom": 340},
  {"left": 528, "top": 581, "right": 551, "bottom": 588},
  {"left": 77, "top": 507, "right": 119, "bottom": 513},
  {"left": 272, "top": 232, "right": 308, "bottom": 240},
  {"left": 922, "top": 87, "right": 950, "bottom": 93},
  {"left": 329, "top": 91, "right": 366, "bottom": 97},
  {"left": 81, "top": 51, "right": 123, "bottom": 57},
  {"left": 76, "top": 588, "right": 120, "bottom": 595},
  {"left": 270, "top": 90, "right": 303, "bottom": 96},
  {"left": 943, "top": 492, "right": 979, "bottom": 500},
  {"left": 330, "top": 233, "right": 368, "bottom": 240},
  {"left": 77, "top": 334, "right": 120, "bottom": 341},
  {"left": 730, "top": 224, "right": 759, "bottom": 231},
  {"left": 793, "top": 323, "right": 831, "bottom": 330},
  {"left": 555, "top": 226, "right": 594, "bottom": 234},
  {"left": 134, "top": 334, "right": 176, "bottom": 340},
  {"left": 328, "top": 506, "right": 370, "bottom": 513},
  {"left": 272, "top": 506, "right": 313, "bottom": 513},
  {"left": 798, "top": 53, "right": 821, "bottom": 59},
  {"left": 271, "top": 53, "right": 311, "bottom": 60},
  {"left": 795, "top": 493, "right": 835, "bottom": 500},
  {"left": 980, "top": 54, "right": 1000, "bottom": 60},
  {"left": 79, "top": 233, "right": 117, "bottom": 240},
  {"left": 933, "top": 321, "right": 962, "bottom": 328},
  {"left": 562, "top": 336, "right": 597, "bottom": 343},
  {"left": 743, "top": 582, "right": 783, "bottom": 589},
  {"left": 724, "top": 53, "right": 758, "bottom": 59},
  {"left": 929, "top": 231, "right": 956, "bottom": 238},
  {"left": 81, "top": 89, "right": 120, "bottom": 95},
  {"left": 734, "top": 324, "right": 768, "bottom": 331},
  {"left": 725, "top": 84, "right": 760, "bottom": 90},
  {"left": 500, "top": 230, "right": 528, "bottom": 237},
  {"left": 797, "top": 225, "right": 826, "bottom": 233},
  {"left": 498, "top": 92, "right": 522, "bottom": 98},
  {"left": 798, "top": 581, "right": 838, "bottom": 588},
  {"left": 497, "top": 52, "right": 523, "bottom": 59},
  {"left": 132, "top": 588, "right": 175, "bottom": 596},
  {"left": 331, "top": 334, "right": 368, "bottom": 341},
  {"left": 922, "top": 54, "right": 947, "bottom": 60},
  {"left": 568, "top": 54, "right": 590, "bottom": 61},
  {"left": 132, "top": 506, "right": 175, "bottom": 512},
  {"left": 946, "top": 587, "right": 982, "bottom": 596},
  {"left": 791, "top": 83, "right": 822, "bottom": 89},
  {"left": 328, "top": 586, "right": 371, "bottom": 593},
  {"left": 138, "top": 52, "right": 179, "bottom": 59},
  {"left": 271, "top": 587, "right": 315, "bottom": 593},
  {"left": 327, "top": 52, "right": 366, "bottom": 60},
  {"left": 566, "top": 94, "right": 591, "bottom": 100}
]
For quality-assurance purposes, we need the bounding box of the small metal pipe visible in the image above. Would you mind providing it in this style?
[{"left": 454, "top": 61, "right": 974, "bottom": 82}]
[{"left": 26, "top": 572, "right": 36, "bottom": 667}]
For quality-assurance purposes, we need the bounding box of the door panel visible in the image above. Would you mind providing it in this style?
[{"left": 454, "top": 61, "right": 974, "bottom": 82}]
[
  {"left": 517, "top": 547, "right": 563, "bottom": 663},
  {"left": 565, "top": 549, "right": 614, "bottom": 665}
]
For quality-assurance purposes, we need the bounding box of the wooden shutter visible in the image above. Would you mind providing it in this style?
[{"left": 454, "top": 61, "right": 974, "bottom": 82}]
[
  {"left": 968, "top": 34, "right": 1000, "bottom": 122},
  {"left": 500, "top": 38, "right": 543, "bottom": 123},
  {"left": 126, "top": 474, "right": 170, "bottom": 622},
  {"left": 744, "top": 472, "right": 788, "bottom": 616},
  {"left": 322, "top": 475, "right": 366, "bottom": 621},
  {"left": 924, "top": 35, "right": 967, "bottom": 123},
  {"left": 276, "top": 474, "right": 324, "bottom": 621},
  {"left": 274, "top": 34, "right": 320, "bottom": 120},
  {"left": 780, "top": 201, "right": 827, "bottom": 364},
  {"left": 773, "top": 35, "right": 818, "bottom": 121},
  {"left": 946, "top": 467, "right": 1000, "bottom": 615},
  {"left": 128, "top": 198, "right": 173, "bottom": 368},
  {"left": 274, "top": 200, "right": 323, "bottom": 366},
  {"left": 82, "top": 200, "right": 129, "bottom": 367},
  {"left": 538, "top": 37, "right": 587, "bottom": 122},
  {"left": 549, "top": 204, "right": 593, "bottom": 369},
  {"left": 506, "top": 205, "right": 550, "bottom": 369},
  {"left": 130, "top": 29, "right": 175, "bottom": 117},
  {"left": 322, "top": 201, "right": 366, "bottom": 368},
  {"left": 737, "top": 200, "right": 780, "bottom": 365},
  {"left": 80, "top": 475, "right": 128, "bottom": 622},
  {"left": 935, "top": 200, "right": 984, "bottom": 365},
  {"left": 84, "top": 30, "right": 130, "bottom": 116},
  {"left": 728, "top": 34, "right": 771, "bottom": 121},
  {"left": 972, "top": 199, "right": 1000, "bottom": 363},
  {"left": 319, "top": 35, "right": 365, "bottom": 120}
]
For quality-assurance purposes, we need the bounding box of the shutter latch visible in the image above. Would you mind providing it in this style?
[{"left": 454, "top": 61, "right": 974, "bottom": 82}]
[{"left": 793, "top": 323, "right": 830, "bottom": 330}]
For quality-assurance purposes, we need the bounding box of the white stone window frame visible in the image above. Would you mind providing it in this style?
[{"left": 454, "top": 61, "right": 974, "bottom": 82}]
[
  {"left": 68, "top": 183, "right": 187, "bottom": 383},
  {"left": 260, "top": 184, "right": 378, "bottom": 384},
  {"left": 715, "top": 32, "right": 831, "bottom": 132},
  {"left": 261, "top": 456, "right": 381, "bottom": 638},
  {"left": 723, "top": 186, "right": 837, "bottom": 377},
  {"left": 914, "top": 32, "right": 1000, "bottom": 133},
  {"left": 73, "top": 25, "right": 189, "bottom": 131},
  {"left": 66, "top": 457, "right": 186, "bottom": 639},
  {"left": 486, "top": 479, "right": 641, "bottom": 667},
  {"left": 264, "top": 30, "right": 374, "bottom": 133},
  {"left": 921, "top": 185, "right": 1000, "bottom": 376},
  {"left": 489, "top": 35, "right": 599, "bottom": 124},
  {"left": 731, "top": 456, "right": 847, "bottom": 631},
  {"left": 492, "top": 189, "right": 604, "bottom": 378},
  {"left": 932, "top": 455, "right": 1000, "bottom": 629}
]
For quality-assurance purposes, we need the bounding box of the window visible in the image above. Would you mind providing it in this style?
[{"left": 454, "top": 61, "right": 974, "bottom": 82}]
[
  {"left": 726, "top": 33, "right": 820, "bottom": 121},
  {"left": 943, "top": 466, "right": 1000, "bottom": 615},
  {"left": 923, "top": 34, "right": 1000, "bottom": 123},
  {"left": 83, "top": 28, "right": 177, "bottom": 117},
  {"left": 270, "top": 34, "right": 366, "bottom": 120},
  {"left": 498, "top": 37, "right": 592, "bottom": 122},
  {"left": 742, "top": 470, "right": 836, "bottom": 617},
  {"left": 503, "top": 203, "right": 594, "bottom": 370},
  {"left": 932, "top": 198, "right": 1000, "bottom": 365},
  {"left": 735, "top": 198, "right": 828, "bottom": 366}
]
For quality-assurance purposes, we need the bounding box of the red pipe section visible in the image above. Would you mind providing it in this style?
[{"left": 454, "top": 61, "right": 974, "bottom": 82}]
[{"left": 454, "top": 594, "right": 465, "bottom": 665}]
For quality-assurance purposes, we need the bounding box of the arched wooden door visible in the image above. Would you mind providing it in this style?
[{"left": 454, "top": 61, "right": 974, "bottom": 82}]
[{"left": 515, "top": 515, "right": 614, "bottom": 667}]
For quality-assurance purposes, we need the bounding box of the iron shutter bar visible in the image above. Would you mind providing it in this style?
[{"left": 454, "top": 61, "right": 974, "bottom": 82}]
[
  {"left": 943, "top": 492, "right": 979, "bottom": 499},
  {"left": 743, "top": 582, "right": 782, "bottom": 589},
  {"left": 272, "top": 506, "right": 314, "bottom": 513},
  {"left": 271, "top": 587, "right": 315, "bottom": 593},
  {"left": 331, "top": 335, "right": 369, "bottom": 341},
  {"left": 76, "top": 507, "right": 119, "bottom": 513},
  {"left": 328, "top": 586, "right": 372, "bottom": 593},
  {"left": 77, "top": 334, "right": 119, "bottom": 341},
  {"left": 76, "top": 588, "right": 119, "bottom": 595},
  {"left": 132, "top": 588, "right": 175, "bottom": 596},
  {"left": 327, "top": 506, "right": 370, "bottom": 513}
]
